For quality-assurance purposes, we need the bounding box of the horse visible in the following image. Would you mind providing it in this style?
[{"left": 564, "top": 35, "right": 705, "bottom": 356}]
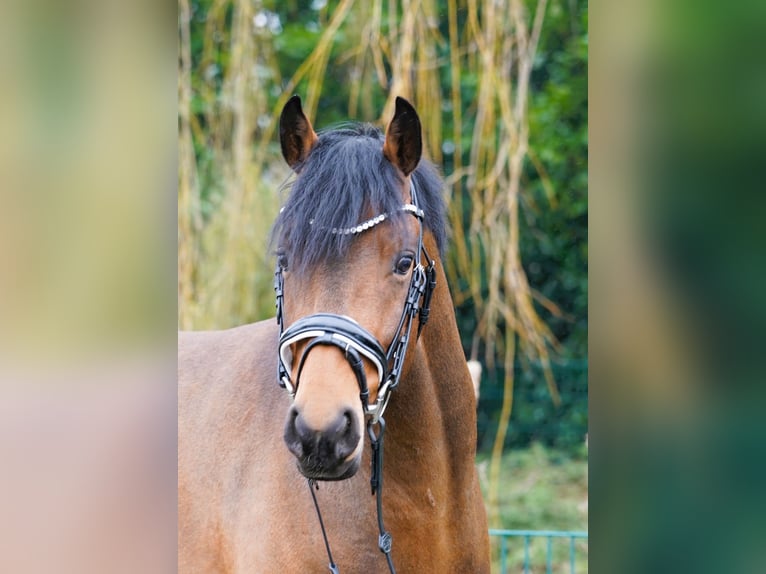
[{"left": 178, "top": 95, "right": 490, "bottom": 573}]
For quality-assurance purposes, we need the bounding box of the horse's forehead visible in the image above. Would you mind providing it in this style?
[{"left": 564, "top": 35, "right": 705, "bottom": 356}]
[{"left": 296, "top": 224, "right": 405, "bottom": 272}]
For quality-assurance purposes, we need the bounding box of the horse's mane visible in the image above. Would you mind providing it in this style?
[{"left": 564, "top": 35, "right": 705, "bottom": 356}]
[{"left": 270, "top": 123, "right": 447, "bottom": 276}]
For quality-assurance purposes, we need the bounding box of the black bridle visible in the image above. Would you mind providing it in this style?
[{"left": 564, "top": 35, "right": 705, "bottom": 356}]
[{"left": 273, "top": 180, "right": 436, "bottom": 573}]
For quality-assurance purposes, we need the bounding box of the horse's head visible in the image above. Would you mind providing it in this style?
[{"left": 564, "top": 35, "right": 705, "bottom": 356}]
[{"left": 272, "top": 96, "right": 445, "bottom": 481}]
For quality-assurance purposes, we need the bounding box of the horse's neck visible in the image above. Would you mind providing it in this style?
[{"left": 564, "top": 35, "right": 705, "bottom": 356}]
[{"left": 385, "top": 257, "right": 477, "bottom": 486}]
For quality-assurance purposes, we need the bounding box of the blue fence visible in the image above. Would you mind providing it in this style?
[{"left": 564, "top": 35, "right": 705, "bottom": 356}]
[{"left": 489, "top": 529, "right": 588, "bottom": 573}]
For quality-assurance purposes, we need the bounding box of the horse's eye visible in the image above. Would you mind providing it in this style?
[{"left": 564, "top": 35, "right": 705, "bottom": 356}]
[{"left": 394, "top": 254, "right": 414, "bottom": 275}]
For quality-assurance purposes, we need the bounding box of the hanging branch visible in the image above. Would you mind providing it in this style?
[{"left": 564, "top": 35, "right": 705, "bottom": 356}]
[{"left": 453, "top": 0, "right": 557, "bottom": 545}]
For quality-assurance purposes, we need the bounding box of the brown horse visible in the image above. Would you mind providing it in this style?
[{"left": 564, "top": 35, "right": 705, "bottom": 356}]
[{"left": 178, "top": 96, "right": 489, "bottom": 573}]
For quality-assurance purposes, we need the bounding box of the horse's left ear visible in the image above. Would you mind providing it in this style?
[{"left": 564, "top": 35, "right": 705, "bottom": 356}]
[
  {"left": 383, "top": 96, "right": 422, "bottom": 176},
  {"left": 280, "top": 95, "right": 318, "bottom": 170}
]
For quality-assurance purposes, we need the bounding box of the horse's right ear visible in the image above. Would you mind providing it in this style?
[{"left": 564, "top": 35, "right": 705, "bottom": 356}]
[
  {"left": 279, "top": 95, "right": 318, "bottom": 170},
  {"left": 383, "top": 96, "right": 422, "bottom": 176}
]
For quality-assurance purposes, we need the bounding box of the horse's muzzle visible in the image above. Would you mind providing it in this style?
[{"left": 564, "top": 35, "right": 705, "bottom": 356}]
[{"left": 283, "top": 406, "right": 362, "bottom": 480}]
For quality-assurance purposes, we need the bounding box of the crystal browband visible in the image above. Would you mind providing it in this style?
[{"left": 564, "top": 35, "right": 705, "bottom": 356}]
[{"left": 328, "top": 204, "right": 423, "bottom": 235}]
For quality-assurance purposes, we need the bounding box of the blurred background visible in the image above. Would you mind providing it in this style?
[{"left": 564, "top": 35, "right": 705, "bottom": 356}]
[{"left": 178, "top": 0, "right": 588, "bottom": 569}]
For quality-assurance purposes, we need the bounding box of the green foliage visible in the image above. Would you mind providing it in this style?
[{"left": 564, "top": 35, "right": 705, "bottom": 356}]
[
  {"left": 450, "top": 0, "right": 588, "bottom": 453},
  {"left": 451, "top": 0, "right": 588, "bottom": 357},
  {"left": 523, "top": 0, "right": 588, "bottom": 358},
  {"left": 478, "top": 360, "right": 588, "bottom": 452}
]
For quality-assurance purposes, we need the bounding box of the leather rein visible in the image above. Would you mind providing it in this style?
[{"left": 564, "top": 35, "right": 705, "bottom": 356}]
[{"left": 273, "top": 181, "right": 436, "bottom": 573}]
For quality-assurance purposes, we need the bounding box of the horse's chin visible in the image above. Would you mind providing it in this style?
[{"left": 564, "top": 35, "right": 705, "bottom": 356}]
[{"left": 296, "top": 455, "right": 361, "bottom": 481}]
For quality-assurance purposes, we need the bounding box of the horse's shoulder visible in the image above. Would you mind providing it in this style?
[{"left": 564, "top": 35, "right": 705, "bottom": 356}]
[
  {"left": 180, "top": 317, "right": 275, "bottom": 363},
  {"left": 178, "top": 317, "right": 283, "bottom": 458},
  {"left": 178, "top": 319, "right": 285, "bottom": 571},
  {"left": 178, "top": 319, "right": 280, "bottom": 416}
]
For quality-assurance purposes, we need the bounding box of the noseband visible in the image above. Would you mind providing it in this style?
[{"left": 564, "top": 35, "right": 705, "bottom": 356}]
[{"left": 273, "top": 180, "right": 437, "bottom": 573}]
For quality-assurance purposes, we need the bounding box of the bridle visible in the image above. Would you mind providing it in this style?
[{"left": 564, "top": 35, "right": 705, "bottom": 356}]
[
  {"left": 273, "top": 179, "right": 436, "bottom": 573},
  {"left": 274, "top": 179, "right": 437, "bottom": 421}
]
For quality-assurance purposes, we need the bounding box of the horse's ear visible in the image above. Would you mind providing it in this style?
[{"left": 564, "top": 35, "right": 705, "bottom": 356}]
[
  {"left": 280, "top": 95, "right": 318, "bottom": 170},
  {"left": 383, "top": 96, "right": 422, "bottom": 176}
]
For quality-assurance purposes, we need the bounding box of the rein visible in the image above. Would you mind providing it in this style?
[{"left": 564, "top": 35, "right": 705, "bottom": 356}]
[{"left": 273, "top": 180, "right": 436, "bottom": 573}]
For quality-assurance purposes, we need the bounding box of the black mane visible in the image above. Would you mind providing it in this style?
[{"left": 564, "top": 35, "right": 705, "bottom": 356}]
[{"left": 271, "top": 123, "right": 447, "bottom": 275}]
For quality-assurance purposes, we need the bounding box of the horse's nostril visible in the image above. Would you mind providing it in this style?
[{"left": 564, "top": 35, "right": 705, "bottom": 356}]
[
  {"left": 284, "top": 407, "right": 311, "bottom": 459},
  {"left": 333, "top": 409, "right": 359, "bottom": 461}
]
